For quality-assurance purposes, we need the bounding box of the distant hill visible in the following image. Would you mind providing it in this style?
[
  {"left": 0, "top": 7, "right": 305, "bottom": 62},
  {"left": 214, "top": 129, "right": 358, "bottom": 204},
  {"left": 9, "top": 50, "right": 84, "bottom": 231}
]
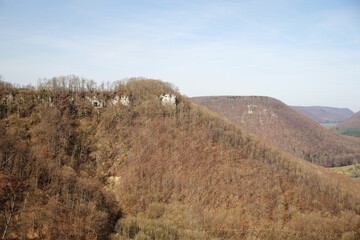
[
  {"left": 192, "top": 96, "right": 360, "bottom": 167},
  {"left": 1, "top": 78, "right": 360, "bottom": 239},
  {"left": 333, "top": 111, "right": 360, "bottom": 130},
  {"left": 291, "top": 106, "right": 354, "bottom": 123}
]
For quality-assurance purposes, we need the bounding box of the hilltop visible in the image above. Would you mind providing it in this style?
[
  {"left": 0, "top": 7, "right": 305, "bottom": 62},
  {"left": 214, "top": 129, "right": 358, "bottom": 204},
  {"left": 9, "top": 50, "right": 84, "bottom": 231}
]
[
  {"left": 192, "top": 96, "right": 360, "bottom": 167},
  {"left": 333, "top": 111, "right": 360, "bottom": 130},
  {"left": 1, "top": 78, "right": 360, "bottom": 239},
  {"left": 331, "top": 112, "right": 360, "bottom": 137},
  {"left": 291, "top": 106, "right": 354, "bottom": 123}
]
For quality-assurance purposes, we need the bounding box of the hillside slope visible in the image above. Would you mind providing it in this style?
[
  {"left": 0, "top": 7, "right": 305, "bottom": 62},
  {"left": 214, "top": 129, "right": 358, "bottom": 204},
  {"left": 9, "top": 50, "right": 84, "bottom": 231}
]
[
  {"left": 291, "top": 106, "right": 354, "bottom": 123},
  {"left": 333, "top": 111, "right": 360, "bottom": 130},
  {"left": 192, "top": 96, "right": 360, "bottom": 167},
  {"left": 1, "top": 78, "right": 360, "bottom": 239}
]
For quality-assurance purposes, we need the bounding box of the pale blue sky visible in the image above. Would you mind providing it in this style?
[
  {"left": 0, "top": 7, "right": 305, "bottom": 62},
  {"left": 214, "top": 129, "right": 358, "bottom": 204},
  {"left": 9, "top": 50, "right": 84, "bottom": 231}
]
[{"left": 1, "top": 0, "right": 360, "bottom": 111}]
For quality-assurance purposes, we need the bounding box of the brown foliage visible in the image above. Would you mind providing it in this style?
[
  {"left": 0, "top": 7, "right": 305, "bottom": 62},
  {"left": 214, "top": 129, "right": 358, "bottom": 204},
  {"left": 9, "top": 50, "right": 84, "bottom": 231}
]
[
  {"left": 333, "top": 111, "right": 360, "bottom": 130},
  {"left": 1, "top": 78, "right": 360, "bottom": 239},
  {"left": 192, "top": 96, "right": 360, "bottom": 167}
]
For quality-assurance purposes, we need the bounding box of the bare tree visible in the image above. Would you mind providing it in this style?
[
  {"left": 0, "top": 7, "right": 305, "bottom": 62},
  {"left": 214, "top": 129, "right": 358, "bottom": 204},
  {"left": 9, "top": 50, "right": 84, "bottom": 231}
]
[{"left": 0, "top": 171, "right": 28, "bottom": 240}]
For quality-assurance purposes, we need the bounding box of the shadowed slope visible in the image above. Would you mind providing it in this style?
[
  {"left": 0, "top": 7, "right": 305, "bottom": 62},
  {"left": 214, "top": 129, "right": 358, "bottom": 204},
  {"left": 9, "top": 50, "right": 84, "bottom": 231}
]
[{"left": 192, "top": 96, "right": 360, "bottom": 167}]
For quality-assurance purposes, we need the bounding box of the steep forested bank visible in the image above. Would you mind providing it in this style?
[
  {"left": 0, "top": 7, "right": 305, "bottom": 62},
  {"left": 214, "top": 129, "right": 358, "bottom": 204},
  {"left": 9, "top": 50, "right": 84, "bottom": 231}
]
[
  {"left": 1, "top": 77, "right": 360, "bottom": 239},
  {"left": 192, "top": 96, "right": 360, "bottom": 167}
]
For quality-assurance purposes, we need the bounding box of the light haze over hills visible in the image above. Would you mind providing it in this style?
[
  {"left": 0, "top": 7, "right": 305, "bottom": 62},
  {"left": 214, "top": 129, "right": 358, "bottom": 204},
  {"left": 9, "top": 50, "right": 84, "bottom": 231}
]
[{"left": 291, "top": 106, "right": 354, "bottom": 123}]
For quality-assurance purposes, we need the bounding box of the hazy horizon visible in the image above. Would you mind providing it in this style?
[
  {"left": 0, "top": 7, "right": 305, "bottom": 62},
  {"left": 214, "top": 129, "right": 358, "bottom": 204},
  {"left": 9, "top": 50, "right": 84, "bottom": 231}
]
[{"left": 1, "top": 0, "right": 360, "bottom": 111}]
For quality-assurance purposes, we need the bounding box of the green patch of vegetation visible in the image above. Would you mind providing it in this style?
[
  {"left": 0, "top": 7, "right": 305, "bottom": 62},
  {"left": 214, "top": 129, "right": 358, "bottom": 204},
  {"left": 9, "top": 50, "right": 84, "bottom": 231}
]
[
  {"left": 331, "top": 164, "right": 360, "bottom": 180},
  {"left": 336, "top": 128, "right": 360, "bottom": 137},
  {"left": 320, "top": 122, "right": 338, "bottom": 128},
  {"left": 303, "top": 152, "right": 325, "bottom": 164}
]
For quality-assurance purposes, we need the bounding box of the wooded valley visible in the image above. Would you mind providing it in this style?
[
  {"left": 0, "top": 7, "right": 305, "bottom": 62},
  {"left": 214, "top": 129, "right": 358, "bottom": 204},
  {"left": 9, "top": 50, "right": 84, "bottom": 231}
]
[{"left": 192, "top": 96, "right": 360, "bottom": 167}]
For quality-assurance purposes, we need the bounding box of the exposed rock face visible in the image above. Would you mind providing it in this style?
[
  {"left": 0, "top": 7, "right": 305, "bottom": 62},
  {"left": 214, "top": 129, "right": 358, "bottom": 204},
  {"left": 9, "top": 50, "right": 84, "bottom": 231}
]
[
  {"left": 112, "top": 95, "right": 120, "bottom": 105},
  {"left": 247, "top": 104, "right": 257, "bottom": 114},
  {"left": 48, "top": 96, "right": 55, "bottom": 107},
  {"left": 86, "top": 96, "right": 106, "bottom": 108},
  {"left": 160, "top": 94, "right": 177, "bottom": 107},
  {"left": 112, "top": 95, "right": 129, "bottom": 106},
  {"left": 5, "top": 94, "right": 14, "bottom": 104},
  {"left": 120, "top": 96, "right": 130, "bottom": 106}
]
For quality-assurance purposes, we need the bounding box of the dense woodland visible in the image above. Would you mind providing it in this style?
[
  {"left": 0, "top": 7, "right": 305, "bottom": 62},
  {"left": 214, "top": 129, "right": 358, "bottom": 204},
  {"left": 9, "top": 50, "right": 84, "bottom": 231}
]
[
  {"left": 192, "top": 96, "right": 360, "bottom": 167},
  {"left": 1, "top": 76, "right": 360, "bottom": 239}
]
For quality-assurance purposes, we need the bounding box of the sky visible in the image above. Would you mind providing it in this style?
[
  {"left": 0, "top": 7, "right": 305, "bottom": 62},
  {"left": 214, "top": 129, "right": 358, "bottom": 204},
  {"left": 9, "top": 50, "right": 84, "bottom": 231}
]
[{"left": 1, "top": 0, "right": 360, "bottom": 111}]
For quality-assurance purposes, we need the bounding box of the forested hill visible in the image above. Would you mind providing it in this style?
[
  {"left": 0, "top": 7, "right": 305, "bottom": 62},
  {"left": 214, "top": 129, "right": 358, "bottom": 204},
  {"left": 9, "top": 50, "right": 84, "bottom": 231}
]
[
  {"left": 333, "top": 111, "right": 360, "bottom": 130},
  {"left": 291, "top": 106, "right": 354, "bottom": 123},
  {"left": 191, "top": 96, "right": 360, "bottom": 167},
  {"left": 1, "top": 77, "right": 360, "bottom": 239}
]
